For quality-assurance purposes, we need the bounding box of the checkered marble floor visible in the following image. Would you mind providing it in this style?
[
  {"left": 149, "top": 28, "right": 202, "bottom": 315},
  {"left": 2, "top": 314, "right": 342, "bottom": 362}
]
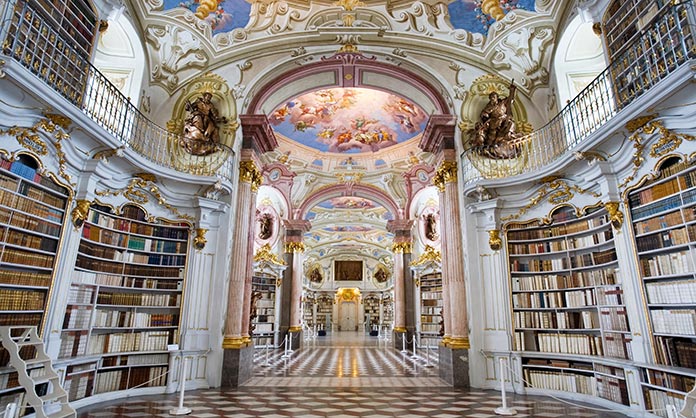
[{"left": 76, "top": 332, "right": 627, "bottom": 417}]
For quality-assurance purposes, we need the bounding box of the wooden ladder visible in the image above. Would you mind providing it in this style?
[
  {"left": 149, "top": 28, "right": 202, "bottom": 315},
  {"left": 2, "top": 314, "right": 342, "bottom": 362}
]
[{"left": 0, "top": 326, "right": 76, "bottom": 418}]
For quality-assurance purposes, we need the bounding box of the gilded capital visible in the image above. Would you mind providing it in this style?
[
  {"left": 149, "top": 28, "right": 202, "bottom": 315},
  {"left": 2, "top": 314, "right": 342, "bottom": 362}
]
[
  {"left": 71, "top": 199, "right": 91, "bottom": 227},
  {"left": 239, "top": 160, "right": 263, "bottom": 191},
  {"left": 432, "top": 160, "right": 457, "bottom": 192},
  {"left": 605, "top": 201, "right": 624, "bottom": 230},
  {"left": 254, "top": 243, "right": 287, "bottom": 265},
  {"left": 284, "top": 241, "right": 305, "bottom": 253},
  {"left": 391, "top": 241, "right": 412, "bottom": 254},
  {"left": 488, "top": 230, "right": 502, "bottom": 251},
  {"left": 410, "top": 245, "right": 442, "bottom": 266},
  {"left": 193, "top": 228, "right": 208, "bottom": 250}
]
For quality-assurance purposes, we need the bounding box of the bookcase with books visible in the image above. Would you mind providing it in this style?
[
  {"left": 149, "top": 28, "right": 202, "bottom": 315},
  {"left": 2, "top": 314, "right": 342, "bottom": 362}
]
[
  {"left": 363, "top": 293, "right": 380, "bottom": 331},
  {"left": 0, "top": 154, "right": 70, "bottom": 409},
  {"left": 417, "top": 273, "right": 442, "bottom": 347},
  {"left": 507, "top": 205, "right": 634, "bottom": 406},
  {"left": 627, "top": 156, "right": 696, "bottom": 415},
  {"left": 58, "top": 203, "right": 189, "bottom": 402},
  {"left": 381, "top": 293, "right": 393, "bottom": 327},
  {"left": 315, "top": 293, "right": 333, "bottom": 333},
  {"left": 251, "top": 275, "right": 277, "bottom": 347}
]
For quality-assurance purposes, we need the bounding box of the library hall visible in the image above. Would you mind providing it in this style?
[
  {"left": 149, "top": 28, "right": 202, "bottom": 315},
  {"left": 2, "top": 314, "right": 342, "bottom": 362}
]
[{"left": 0, "top": 0, "right": 695, "bottom": 417}]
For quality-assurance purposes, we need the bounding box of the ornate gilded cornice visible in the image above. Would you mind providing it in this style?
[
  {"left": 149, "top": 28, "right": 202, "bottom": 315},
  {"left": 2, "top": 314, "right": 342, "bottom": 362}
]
[
  {"left": 71, "top": 199, "right": 92, "bottom": 228},
  {"left": 447, "top": 336, "right": 470, "bottom": 350},
  {"left": 432, "top": 160, "right": 457, "bottom": 192},
  {"left": 284, "top": 241, "right": 306, "bottom": 253},
  {"left": 410, "top": 245, "right": 441, "bottom": 266},
  {"left": 95, "top": 174, "right": 194, "bottom": 222},
  {"left": 254, "top": 243, "right": 287, "bottom": 265},
  {"left": 501, "top": 178, "right": 601, "bottom": 222},
  {"left": 619, "top": 119, "right": 695, "bottom": 190},
  {"left": 488, "top": 230, "right": 502, "bottom": 251},
  {"left": 193, "top": 228, "right": 208, "bottom": 250},
  {"left": 239, "top": 160, "right": 263, "bottom": 191},
  {"left": 604, "top": 202, "right": 624, "bottom": 230},
  {"left": 222, "top": 336, "right": 248, "bottom": 349},
  {"left": 391, "top": 241, "right": 412, "bottom": 254}
]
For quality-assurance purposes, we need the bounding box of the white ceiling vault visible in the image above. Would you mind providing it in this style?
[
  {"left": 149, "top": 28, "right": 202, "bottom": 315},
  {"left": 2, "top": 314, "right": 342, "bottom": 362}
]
[{"left": 108, "top": 0, "right": 598, "bottom": 280}]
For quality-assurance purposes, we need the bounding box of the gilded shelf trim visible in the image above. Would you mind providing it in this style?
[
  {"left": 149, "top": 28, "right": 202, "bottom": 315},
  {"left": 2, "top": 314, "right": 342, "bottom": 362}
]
[
  {"left": 254, "top": 243, "right": 286, "bottom": 265},
  {"left": 409, "top": 245, "right": 441, "bottom": 266},
  {"left": 501, "top": 178, "right": 600, "bottom": 222}
]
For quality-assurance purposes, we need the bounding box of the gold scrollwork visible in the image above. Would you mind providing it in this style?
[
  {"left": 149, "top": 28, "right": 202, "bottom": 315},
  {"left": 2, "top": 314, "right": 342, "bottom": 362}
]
[
  {"left": 604, "top": 201, "right": 624, "bottom": 230},
  {"left": 410, "top": 245, "right": 441, "bottom": 266},
  {"left": 391, "top": 241, "right": 412, "bottom": 254},
  {"left": 488, "top": 230, "right": 502, "bottom": 251},
  {"left": 649, "top": 122, "right": 696, "bottom": 158},
  {"left": 239, "top": 160, "right": 263, "bottom": 191},
  {"left": 193, "top": 228, "right": 208, "bottom": 250},
  {"left": 43, "top": 113, "right": 71, "bottom": 130},
  {"left": 253, "top": 243, "right": 286, "bottom": 265},
  {"left": 501, "top": 178, "right": 601, "bottom": 222},
  {"left": 284, "top": 241, "right": 305, "bottom": 253},
  {"left": 625, "top": 114, "right": 657, "bottom": 133},
  {"left": 0, "top": 59, "right": 5, "bottom": 78},
  {"left": 95, "top": 174, "right": 194, "bottom": 222},
  {"left": 432, "top": 160, "right": 457, "bottom": 192},
  {"left": 71, "top": 199, "right": 92, "bottom": 228}
]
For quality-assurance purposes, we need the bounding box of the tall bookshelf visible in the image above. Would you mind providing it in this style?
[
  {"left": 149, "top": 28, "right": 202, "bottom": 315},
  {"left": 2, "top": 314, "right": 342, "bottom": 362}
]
[
  {"left": 251, "top": 275, "right": 277, "bottom": 347},
  {"left": 302, "top": 292, "right": 315, "bottom": 327},
  {"left": 59, "top": 203, "right": 188, "bottom": 402},
  {"left": 363, "top": 294, "right": 380, "bottom": 331},
  {"left": 418, "top": 273, "right": 442, "bottom": 347},
  {"left": 507, "top": 206, "right": 633, "bottom": 406},
  {"left": 381, "top": 293, "right": 393, "bottom": 327},
  {"left": 316, "top": 293, "right": 333, "bottom": 332},
  {"left": 627, "top": 156, "right": 696, "bottom": 415},
  {"left": 0, "top": 154, "right": 69, "bottom": 409}
]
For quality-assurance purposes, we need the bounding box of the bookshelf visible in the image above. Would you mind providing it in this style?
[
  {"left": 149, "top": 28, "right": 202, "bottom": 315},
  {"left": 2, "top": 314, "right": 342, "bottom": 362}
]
[
  {"left": 0, "top": 155, "right": 69, "bottom": 331},
  {"left": 418, "top": 273, "right": 442, "bottom": 347},
  {"left": 251, "top": 275, "right": 277, "bottom": 347},
  {"left": 507, "top": 205, "right": 634, "bottom": 406},
  {"left": 316, "top": 293, "right": 333, "bottom": 333},
  {"left": 603, "top": 0, "right": 669, "bottom": 60},
  {"left": 381, "top": 293, "right": 393, "bottom": 327},
  {"left": 627, "top": 157, "right": 696, "bottom": 415},
  {"left": 363, "top": 293, "right": 380, "bottom": 332},
  {"left": 59, "top": 203, "right": 188, "bottom": 401}
]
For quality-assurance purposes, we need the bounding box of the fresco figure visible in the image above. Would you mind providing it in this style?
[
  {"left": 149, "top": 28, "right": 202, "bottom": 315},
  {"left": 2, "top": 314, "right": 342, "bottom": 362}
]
[
  {"left": 181, "top": 92, "right": 227, "bottom": 156},
  {"left": 472, "top": 83, "right": 522, "bottom": 159}
]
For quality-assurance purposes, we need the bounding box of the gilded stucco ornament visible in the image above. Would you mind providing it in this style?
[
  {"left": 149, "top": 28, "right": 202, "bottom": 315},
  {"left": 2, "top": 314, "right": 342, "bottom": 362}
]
[
  {"left": 71, "top": 199, "right": 92, "bottom": 228},
  {"left": 410, "top": 245, "right": 441, "bottom": 267},
  {"left": 254, "top": 243, "right": 286, "bottom": 265},
  {"left": 239, "top": 161, "right": 263, "bottom": 191},
  {"left": 501, "top": 178, "right": 600, "bottom": 222},
  {"left": 488, "top": 230, "right": 502, "bottom": 251},
  {"left": 193, "top": 228, "right": 208, "bottom": 250},
  {"left": 432, "top": 161, "right": 457, "bottom": 192},
  {"left": 604, "top": 202, "right": 624, "bottom": 230},
  {"left": 284, "top": 241, "right": 306, "bottom": 253},
  {"left": 391, "top": 241, "right": 412, "bottom": 254}
]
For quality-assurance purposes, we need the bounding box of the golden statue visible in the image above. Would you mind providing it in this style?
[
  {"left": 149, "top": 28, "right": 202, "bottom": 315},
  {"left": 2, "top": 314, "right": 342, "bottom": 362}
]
[
  {"left": 472, "top": 82, "right": 522, "bottom": 159},
  {"left": 180, "top": 92, "right": 227, "bottom": 156}
]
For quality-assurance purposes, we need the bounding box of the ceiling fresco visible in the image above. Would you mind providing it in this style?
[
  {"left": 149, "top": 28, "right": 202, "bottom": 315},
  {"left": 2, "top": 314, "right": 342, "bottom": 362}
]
[
  {"left": 448, "top": 0, "right": 537, "bottom": 34},
  {"left": 269, "top": 88, "right": 427, "bottom": 154},
  {"left": 163, "top": 0, "right": 250, "bottom": 34}
]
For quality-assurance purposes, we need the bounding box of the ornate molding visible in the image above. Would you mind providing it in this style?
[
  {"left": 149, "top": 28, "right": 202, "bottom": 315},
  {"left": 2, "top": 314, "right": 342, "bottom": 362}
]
[
  {"left": 625, "top": 114, "right": 657, "bottom": 133},
  {"left": 254, "top": 243, "right": 287, "bottom": 265},
  {"left": 146, "top": 24, "right": 208, "bottom": 91},
  {"left": 71, "top": 199, "right": 92, "bottom": 228},
  {"left": 432, "top": 160, "right": 457, "bottom": 192},
  {"left": 239, "top": 160, "right": 263, "bottom": 191},
  {"left": 409, "top": 245, "right": 441, "bottom": 266},
  {"left": 391, "top": 241, "right": 413, "bottom": 254},
  {"left": 501, "top": 178, "right": 601, "bottom": 222},
  {"left": 488, "top": 230, "right": 502, "bottom": 251},
  {"left": 95, "top": 174, "right": 194, "bottom": 222},
  {"left": 284, "top": 241, "right": 306, "bottom": 253},
  {"left": 446, "top": 336, "right": 470, "bottom": 349},
  {"left": 222, "top": 336, "right": 248, "bottom": 349},
  {"left": 604, "top": 202, "right": 624, "bottom": 230},
  {"left": 193, "top": 228, "right": 207, "bottom": 250},
  {"left": 491, "top": 26, "right": 554, "bottom": 91}
]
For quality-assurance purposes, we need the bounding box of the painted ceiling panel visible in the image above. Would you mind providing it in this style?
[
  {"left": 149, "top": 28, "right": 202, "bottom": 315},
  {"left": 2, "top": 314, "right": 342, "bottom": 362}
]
[
  {"left": 448, "top": 0, "right": 537, "bottom": 34},
  {"left": 163, "top": 0, "right": 251, "bottom": 34}
]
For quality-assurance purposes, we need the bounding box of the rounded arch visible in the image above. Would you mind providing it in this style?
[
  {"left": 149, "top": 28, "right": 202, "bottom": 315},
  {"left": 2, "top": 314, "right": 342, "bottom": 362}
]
[{"left": 297, "top": 183, "right": 401, "bottom": 221}]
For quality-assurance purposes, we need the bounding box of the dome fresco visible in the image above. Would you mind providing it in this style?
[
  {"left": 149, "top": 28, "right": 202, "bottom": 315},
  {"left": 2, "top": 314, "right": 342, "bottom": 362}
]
[
  {"left": 163, "top": 0, "right": 251, "bottom": 34},
  {"left": 269, "top": 88, "right": 427, "bottom": 154},
  {"left": 448, "top": 0, "right": 537, "bottom": 34}
]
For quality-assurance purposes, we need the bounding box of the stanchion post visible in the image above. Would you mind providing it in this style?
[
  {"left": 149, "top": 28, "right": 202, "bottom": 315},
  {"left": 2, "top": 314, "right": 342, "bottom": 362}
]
[
  {"left": 411, "top": 335, "right": 418, "bottom": 359},
  {"left": 281, "top": 334, "right": 291, "bottom": 359},
  {"left": 170, "top": 356, "right": 192, "bottom": 415},
  {"left": 400, "top": 333, "right": 408, "bottom": 353},
  {"left": 424, "top": 343, "right": 433, "bottom": 368},
  {"left": 494, "top": 357, "right": 517, "bottom": 416}
]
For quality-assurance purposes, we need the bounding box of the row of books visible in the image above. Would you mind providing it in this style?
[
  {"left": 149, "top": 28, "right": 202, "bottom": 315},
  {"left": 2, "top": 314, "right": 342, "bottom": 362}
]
[
  {"left": 64, "top": 373, "right": 94, "bottom": 401},
  {"left": 5, "top": 227, "right": 57, "bottom": 252},
  {"left": 645, "top": 368, "right": 696, "bottom": 392},
  {"left": 80, "top": 245, "right": 186, "bottom": 267},
  {"left": 508, "top": 216, "right": 608, "bottom": 241},
  {"left": 0, "top": 288, "right": 45, "bottom": 310},
  {"left": 636, "top": 227, "right": 690, "bottom": 252},
  {"left": 421, "top": 293, "right": 442, "bottom": 302},
  {"left": 87, "top": 330, "right": 173, "bottom": 354},
  {"left": 603, "top": 333, "right": 633, "bottom": 359},
  {"left": 645, "top": 279, "right": 696, "bottom": 304},
  {"left": 58, "top": 331, "right": 88, "bottom": 358},
  {"left": 0, "top": 268, "right": 51, "bottom": 287},
  {"left": 631, "top": 194, "right": 681, "bottom": 221},
  {"left": 93, "top": 310, "right": 178, "bottom": 328},
  {"left": 0, "top": 190, "right": 63, "bottom": 223},
  {"left": 654, "top": 336, "right": 696, "bottom": 368},
  {"left": 512, "top": 268, "right": 619, "bottom": 292},
  {"left": 511, "top": 258, "right": 568, "bottom": 273},
  {"left": 0, "top": 371, "right": 19, "bottom": 391},
  {"left": 0, "top": 313, "right": 42, "bottom": 326},
  {"left": 523, "top": 369, "right": 596, "bottom": 395},
  {"left": 421, "top": 306, "right": 441, "bottom": 315},
  {"left": 94, "top": 366, "right": 168, "bottom": 394},
  {"left": 570, "top": 249, "right": 617, "bottom": 268},
  {"left": 73, "top": 271, "right": 182, "bottom": 289},
  {"left": 650, "top": 309, "right": 696, "bottom": 335},
  {"left": 643, "top": 389, "right": 686, "bottom": 418},
  {"left": 514, "top": 310, "right": 598, "bottom": 330},
  {"left": 63, "top": 306, "right": 92, "bottom": 329},
  {"left": 420, "top": 314, "right": 441, "bottom": 324},
  {"left": 515, "top": 331, "right": 603, "bottom": 356},
  {"left": 634, "top": 210, "right": 684, "bottom": 235},
  {"left": 509, "top": 239, "right": 567, "bottom": 255},
  {"left": 89, "top": 210, "right": 188, "bottom": 240},
  {"left": 102, "top": 353, "right": 170, "bottom": 367},
  {"left": 630, "top": 176, "right": 687, "bottom": 207},
  {"left": 3, "top": 209, "right": 61, "bottom": 236},
  {"left": 596, "top": 375, "right": 629, "bottom": 405},
  {"left": 76, "top": 256, "right": 184, "bottom": 278},
  {"left": 96, "top": 292, "right": 180, "bottom": 307},
  {"left": 82, "top": 225, "right": 187, "bottom": 253},
  {"left": 567, "top": 230, "right": 614, "bottom": 249},
  {"left": 599, "top": 308, "right": 629, "bottom": 332},
  {"left": 640, "top": 250, "right": 694, "bottom": 277},
  {"left": 512, "top": 288, "right": 596, "bottom": 309},
  {"left": 1, "top": 247, "right": 54, "bottom": 268},
  {"left": 595, "top": 363, "right": 625, "bottom": 379},
  {"left": 17, "top": 181, "right": 66, "bottom": 208},
  {"left": 68, "top": 285, "right": 94, "bottom": 304},
  {"left": 595, "top": 287, "right": 624, "bottom": 306}
]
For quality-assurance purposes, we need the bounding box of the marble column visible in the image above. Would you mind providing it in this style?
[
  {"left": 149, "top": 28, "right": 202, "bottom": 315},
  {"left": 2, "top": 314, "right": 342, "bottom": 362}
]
[
  {"left": 387, "top": 220, "right": 413, "bottom": 349},
  {"left": 284, "top": 220, "right": 310, "bottom": 349},
  {"left": 240, "top": 181, "right": 260, "bottom": 345}
]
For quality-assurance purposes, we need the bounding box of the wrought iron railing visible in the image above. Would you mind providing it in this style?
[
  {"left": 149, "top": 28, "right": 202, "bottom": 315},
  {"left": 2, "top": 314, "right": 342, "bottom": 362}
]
[
  {"left": 0, "top": 0, "right": 235, "bottom": 180},
  {"left": 463, "top": 1, "right": 696, "bottom": 183}
]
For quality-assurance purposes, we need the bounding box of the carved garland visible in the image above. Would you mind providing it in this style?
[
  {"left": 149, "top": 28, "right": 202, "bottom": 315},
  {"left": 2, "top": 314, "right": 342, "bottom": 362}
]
[
  {"left": 501, "top": 177, "right": 601, "bottom": 222},
  {"left": 94, "top": 173, "right": 195, "bottom": 222}
]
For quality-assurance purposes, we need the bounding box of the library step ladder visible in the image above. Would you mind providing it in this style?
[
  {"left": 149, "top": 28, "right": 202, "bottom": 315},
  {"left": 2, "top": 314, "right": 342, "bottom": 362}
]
[
  {"left": 681, "top": 382, "right": 696, "bottom": 418},
  {"left": 0, "top": 326, "right": 76, "bottom": 418}
]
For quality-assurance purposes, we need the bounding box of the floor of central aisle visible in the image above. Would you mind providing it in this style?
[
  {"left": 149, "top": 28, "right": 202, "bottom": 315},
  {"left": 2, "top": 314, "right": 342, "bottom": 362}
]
[{"left": 76, "top": 331, "right": 627, "bottom": 417}]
